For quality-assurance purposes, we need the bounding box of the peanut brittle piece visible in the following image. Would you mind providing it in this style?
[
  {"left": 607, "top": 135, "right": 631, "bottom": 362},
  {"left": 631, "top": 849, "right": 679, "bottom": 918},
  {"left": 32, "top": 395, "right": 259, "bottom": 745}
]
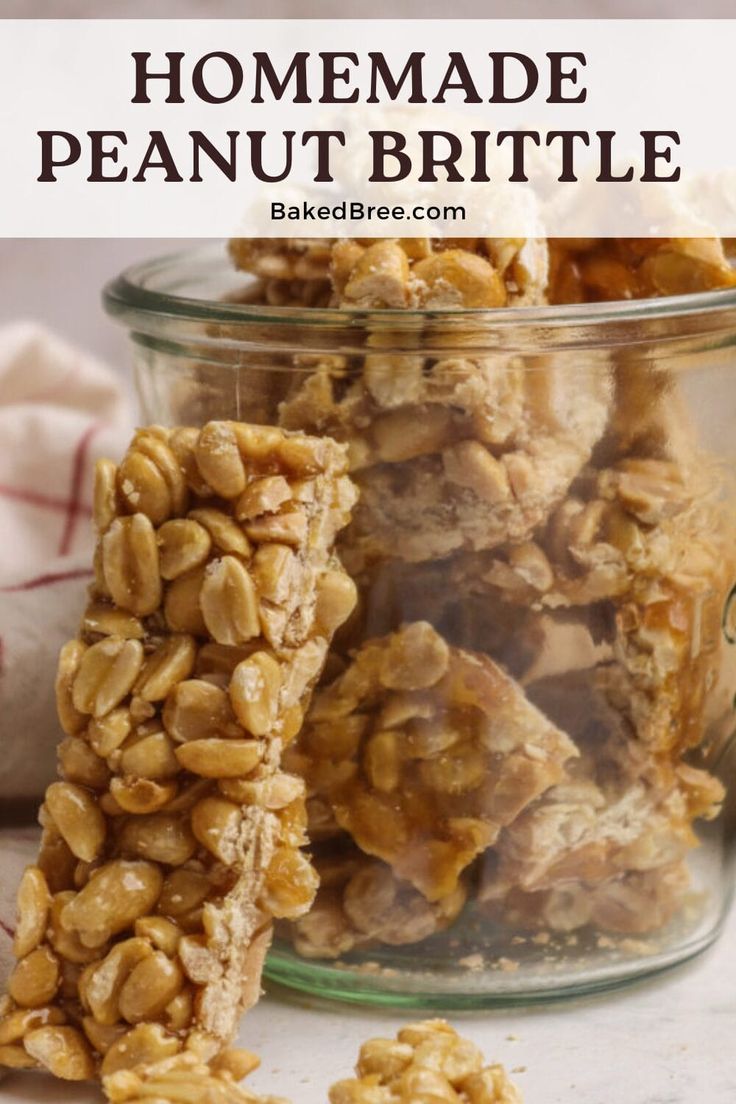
[
  {"left": 480, "top": 680, "right": 724, "bottom": 918},
  {"left": 329, "top": 1019, "right": 523, "bottom": 1104},
  {"left": 229, "top": 238, "right": 335, "bottom": 282},
  {"left": 0, "top": 421, "right": 357, "bottom": 1084},
  {"left": 288, "top": 622, "right": 577, "bottom": 901},
  {"left": 230, "top": 237, "right": 549, "bottom": 309},
  {"left": 424, "top": 459, "right": 736, "bottom": 755},
  {"left": 493, "top": 861, "right": 691, "bottom": 936},
  {"left": 336, "top": 364, "right": 611, "bottom": 565},
  {"left": 289, "top": 842, "right": 466, "bottom": 960},
  {"left": 549, "top": 237, "right": 736, "bottom": 304}
]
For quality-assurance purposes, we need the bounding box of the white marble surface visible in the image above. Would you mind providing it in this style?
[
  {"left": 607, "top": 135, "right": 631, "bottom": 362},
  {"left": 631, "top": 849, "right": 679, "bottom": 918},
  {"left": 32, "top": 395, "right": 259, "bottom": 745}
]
[{"left": 2, "top": 907, "right": 735, "bottom": 1103}]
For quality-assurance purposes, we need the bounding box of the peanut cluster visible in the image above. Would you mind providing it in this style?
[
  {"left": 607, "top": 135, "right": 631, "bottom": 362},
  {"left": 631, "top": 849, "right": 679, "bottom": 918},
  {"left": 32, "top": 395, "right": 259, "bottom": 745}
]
[
  {"left": 548, "top": 237, "right": 736, "bottom": 303},
  {"left": 0, "top": 421, "right": 358, "bottom": 1085},
  {"left": 229, "top": 238, "right": 549, "bottom": 310},
  {"left": 329, "top": 1019, "right": 522, "bottom": 1104}
]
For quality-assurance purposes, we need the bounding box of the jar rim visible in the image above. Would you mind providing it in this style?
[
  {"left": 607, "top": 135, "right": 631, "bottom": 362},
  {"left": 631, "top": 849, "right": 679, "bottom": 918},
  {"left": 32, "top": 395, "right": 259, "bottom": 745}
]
[{"left": 103, "top": 241, "right": 736, "bottom": 355}]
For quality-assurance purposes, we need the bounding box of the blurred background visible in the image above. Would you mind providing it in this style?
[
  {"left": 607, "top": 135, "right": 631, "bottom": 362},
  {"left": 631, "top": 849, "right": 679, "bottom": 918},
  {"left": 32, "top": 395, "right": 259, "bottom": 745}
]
[{"left": 0, "top": 0, "right": 730, "bottom": 372}]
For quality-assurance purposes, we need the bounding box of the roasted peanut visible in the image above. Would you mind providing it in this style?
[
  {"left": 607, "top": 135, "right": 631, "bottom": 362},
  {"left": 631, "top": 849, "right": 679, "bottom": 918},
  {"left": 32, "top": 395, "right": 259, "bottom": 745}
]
[
  {"left": 229, "top": 652, "right": 282, "bottom": 737},
  {"left": 119, "top": 815, "right": 197, "bottom": 866},
  {"left": 93, "top": 458, "right": 119, "bottom": 532},
  {"left": 23, "top": 1024, "right": 96, "bottom": 1080},
  {"left": 118, "top": 952, "right": 184, "bottom": 1024},
  {"left": 188, "top": 507, "right": 251, "bottom": 558},
  {"left": 83, "top": 938, "right": 152, "bottom": 1026},
  {"left": 102, "top": 514, "right": 162, "bottom": 617},
  {"left": 45, "top": 782, "right": 106, "bottom": 862},
  {"left": 13, "top": 866, "right": 50, "bottom": 959},
  {"left": 58, "top": 737, "right": 111, "bottom": 792},
  {"left": 134, "top": 635, "right": 197, "bottom": 701},
  {"left": 82, "top": 602, "right": 144, "bottom": 641},
  {"left": 72, "top": 636, "right": 144, "bottom": 718},
  {"left": 162, "top": 569, "right": 207, "bottom": 638},
  {"left": 60, "top": 861, "right": 163, "bottom": 948},
  {"left": 55, "top": 640, "right": 88, "bottom": 736},
  {"left": 195, "top": 421, "right": 246, "bottom": 499},
  {"left": 157, "top": 518, "right": 212, "bottom": 579},
  {"left": 100, "top": 1022, "right": 181, "bottom": 1076},
  {"left": 175, "top": 737, "right": 264, "bottom": 779},
  {"left": 163, "top": 679, "right": 241, "bottom": 742},
  {"left": 118, "top": 730, "right": 180, "bottom": 780},
  {"left": 8, "top": 947, "right": 60, "bottom": 1008},
  {"left": 109, "top": 777, "right": 178, "bottom": 814},
  {"left": 200, "top": 556, "right": 260, "bottom": 645},
  {"left": 190, "top": 796, "right": 243, "bottom": 863}
]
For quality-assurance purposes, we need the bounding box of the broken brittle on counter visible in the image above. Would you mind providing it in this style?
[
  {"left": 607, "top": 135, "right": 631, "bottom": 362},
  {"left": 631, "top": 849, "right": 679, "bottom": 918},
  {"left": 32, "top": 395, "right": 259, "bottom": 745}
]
[
  {"left": 0, "top": 420, "right": 358, "bottom": 1087},
  {"left": 286, "top": 621, "right": 577, "bottom": 901},
  {"left": 329, "top": 1019, "right": 522, "bottom": 1104}
]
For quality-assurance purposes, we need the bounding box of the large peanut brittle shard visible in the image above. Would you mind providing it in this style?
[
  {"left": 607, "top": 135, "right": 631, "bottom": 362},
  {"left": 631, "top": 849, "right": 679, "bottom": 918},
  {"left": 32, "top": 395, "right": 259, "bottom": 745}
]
[
  {"left": 480, "top": 671, "right": 724, "bottom": 932},
  {"left": 289, "top": 622, "right": 577, "bottom": 901},
  {"left": 0, "top": 421, "right": 358, "bottom": 1085}
]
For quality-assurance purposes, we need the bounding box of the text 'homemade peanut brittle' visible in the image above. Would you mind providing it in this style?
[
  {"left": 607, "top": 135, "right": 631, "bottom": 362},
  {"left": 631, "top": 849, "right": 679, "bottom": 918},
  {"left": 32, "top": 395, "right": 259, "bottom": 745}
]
[
  {"left": 0, "top": 421, "right": 358, "bottom": 1086},
  {"left": 288, "top": 622, "right": 577, "bottom": 902}
]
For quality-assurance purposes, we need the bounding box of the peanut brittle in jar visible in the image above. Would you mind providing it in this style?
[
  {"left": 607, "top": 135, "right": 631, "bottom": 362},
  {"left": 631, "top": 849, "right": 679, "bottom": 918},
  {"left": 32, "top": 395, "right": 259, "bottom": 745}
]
[
  {"left": 336, "top": 362, "right": 611, "bottom": 566},
  {"left": 548, "top": 237, "right": 736, "bottom": 304},
  {"left": 480, "top": 673, "right": 724, "bottom": 931},
  {"left": 493, "top": 861, "right": 691, "bottom": 936},
  {"left": 288, "top": 622, "right": 577, "bottom": 901},
  {"left": 230, "top": 237, "right": 549, "bottom": 308},
  {"left": 422, "top": 458, "right": 736, "bottom": 756},
  {"left": 0, "top": 421, "right": 357, "bottom": 1086},
  {"left": 288, "top": 841, "right": 467, "bottom": 960}
]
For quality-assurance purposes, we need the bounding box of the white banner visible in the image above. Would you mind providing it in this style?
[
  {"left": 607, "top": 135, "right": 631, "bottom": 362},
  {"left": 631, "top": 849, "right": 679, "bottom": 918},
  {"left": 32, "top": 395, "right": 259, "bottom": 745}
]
[{"left": 1, "top": 20, "right": 736, "bottom": 237}]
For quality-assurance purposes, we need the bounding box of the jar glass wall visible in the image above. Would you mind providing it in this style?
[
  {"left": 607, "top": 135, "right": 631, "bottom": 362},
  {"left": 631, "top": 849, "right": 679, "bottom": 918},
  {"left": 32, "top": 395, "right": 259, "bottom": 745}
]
[{"left": 104, "top": 243, "right": 736, "bottom": 1007}]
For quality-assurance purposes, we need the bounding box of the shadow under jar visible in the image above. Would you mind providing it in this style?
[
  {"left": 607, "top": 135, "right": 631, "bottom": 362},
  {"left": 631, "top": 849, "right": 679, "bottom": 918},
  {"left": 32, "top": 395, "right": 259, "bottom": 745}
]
[{"left": 104, "top": 242, "right": 736, "bottom": 1008}]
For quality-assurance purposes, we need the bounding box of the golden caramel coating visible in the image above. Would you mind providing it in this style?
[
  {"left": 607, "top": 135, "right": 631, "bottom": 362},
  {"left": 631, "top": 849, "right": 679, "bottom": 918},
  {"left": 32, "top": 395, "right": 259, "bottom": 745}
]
[
  {"left": 548, "top": 237, "right": 736, "bottom": 304},
  {"left": 1, "top": 421, "right": 357, "bottom": 1086},
  {"left": 288, "top": 622, "right": 576, "bottom": 901}
]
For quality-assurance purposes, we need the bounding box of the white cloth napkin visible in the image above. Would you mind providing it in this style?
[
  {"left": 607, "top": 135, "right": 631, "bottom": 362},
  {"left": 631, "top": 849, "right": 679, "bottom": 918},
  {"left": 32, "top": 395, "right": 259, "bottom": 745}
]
[{"left": 0, "top": 322, "right": 132, "bottom": 801}]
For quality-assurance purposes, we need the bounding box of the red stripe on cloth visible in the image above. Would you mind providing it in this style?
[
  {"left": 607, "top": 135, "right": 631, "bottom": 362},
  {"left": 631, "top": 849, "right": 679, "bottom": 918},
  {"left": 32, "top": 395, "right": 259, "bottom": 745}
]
[
  {"left": 0, "top": 918, "right": 14, "bottom": 940},
  {"left": 0, "top": 483, "right": 91, "bottom": 516},
  {"left": 0, "top": 568, "right": 93, "bottom": 593},
  {"left": 58, "top": 423, "right": 101, "bottom": 557}
]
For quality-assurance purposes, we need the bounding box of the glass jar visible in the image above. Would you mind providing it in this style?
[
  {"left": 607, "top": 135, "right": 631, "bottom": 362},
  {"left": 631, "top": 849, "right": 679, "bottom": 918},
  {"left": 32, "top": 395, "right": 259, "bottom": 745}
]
[{"left": 104, "top": 242, "right": 736, "bottom": 1008}]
